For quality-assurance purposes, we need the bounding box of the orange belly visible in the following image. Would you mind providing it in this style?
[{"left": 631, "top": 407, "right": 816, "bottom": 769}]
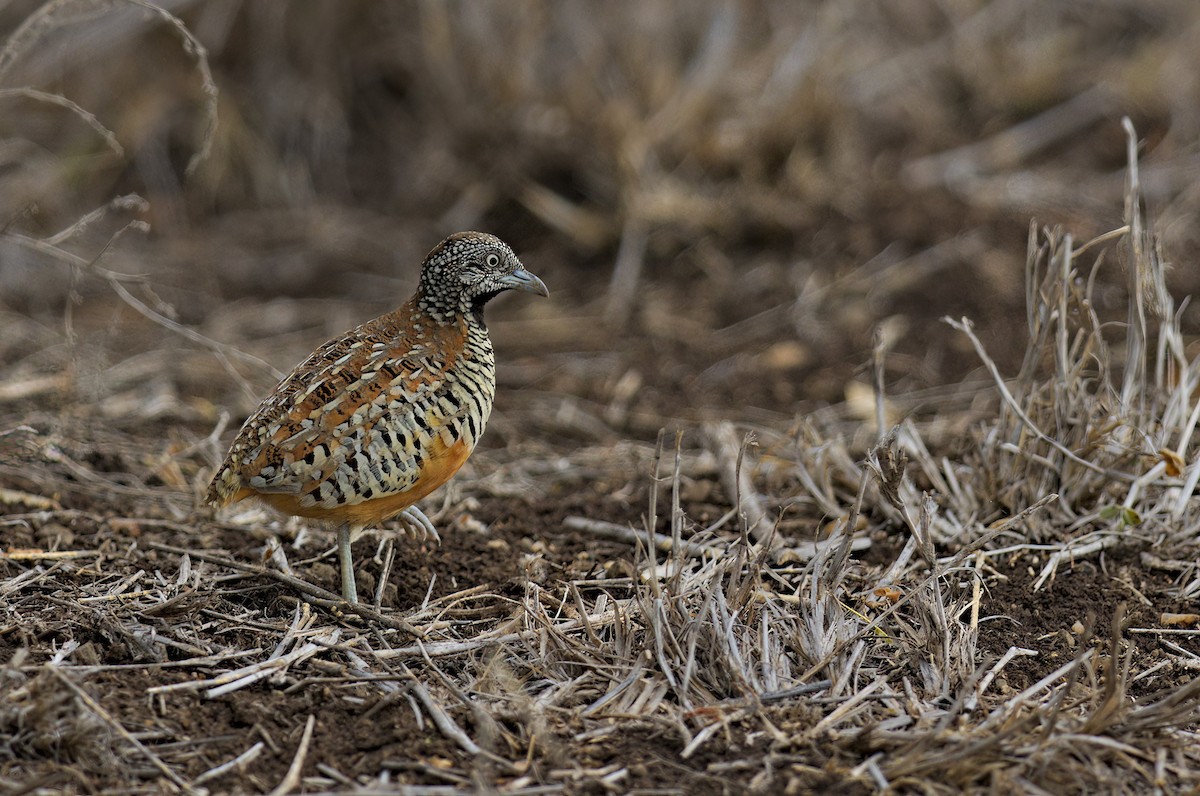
[{"left": 238, "top": 436, "right": 473, "bottom": 529}]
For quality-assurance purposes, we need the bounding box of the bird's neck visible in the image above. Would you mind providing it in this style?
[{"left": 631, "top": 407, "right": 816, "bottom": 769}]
[
  {"left": 414, "top": 290, "right": 500, "bottom": 331},
  {"left": 414, "top": 291, "right": 467, "bottom": 326},
  {"left": 407, "top": 293, "right": 495, "bottom": 339}
]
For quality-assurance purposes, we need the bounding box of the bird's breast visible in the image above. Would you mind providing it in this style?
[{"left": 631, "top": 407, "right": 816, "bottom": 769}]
[{"left": 364, "top": 327, "right": 495, "bottom": 477}]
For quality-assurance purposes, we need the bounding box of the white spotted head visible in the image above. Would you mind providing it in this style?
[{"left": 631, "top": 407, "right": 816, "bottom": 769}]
[{"left": 416, "top": 231, "right": 548, "bottom": 324}]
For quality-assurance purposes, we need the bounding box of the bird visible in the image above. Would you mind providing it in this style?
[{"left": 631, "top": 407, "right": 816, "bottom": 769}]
[{"left": 205, "top": 231, "right": 548, "bottom": 603}]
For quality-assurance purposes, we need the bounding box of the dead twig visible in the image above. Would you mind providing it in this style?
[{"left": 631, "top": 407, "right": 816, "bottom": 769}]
[
  {"left": 49, "top": 667, "right": 197, "bottom": 794},
  {"left": 564, "top": 515, "right": 721, "bottom": 558},
  {"left": 145, "top": 541, "right": 421, "bottom": 635},
  {"left": 267, "top": 714, "right": 316, "bottom": 796}
]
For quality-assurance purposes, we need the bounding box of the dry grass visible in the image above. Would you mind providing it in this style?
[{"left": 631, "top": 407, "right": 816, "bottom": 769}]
[{"left": 3, "top": 2, "right": 1200, "bottom": 794}]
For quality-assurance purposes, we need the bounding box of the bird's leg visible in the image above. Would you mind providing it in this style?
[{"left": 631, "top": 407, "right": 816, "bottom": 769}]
[
  {"left": 337, "top": 523, "right": 359, "bottom": 603},
  {"left": 400, "top": 505, "right": 441, "bottom": 545}
]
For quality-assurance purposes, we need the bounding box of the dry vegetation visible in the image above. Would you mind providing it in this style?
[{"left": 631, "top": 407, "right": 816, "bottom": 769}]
[{"left": 3, "top": 1, "right": 1200, "bottom": 794}]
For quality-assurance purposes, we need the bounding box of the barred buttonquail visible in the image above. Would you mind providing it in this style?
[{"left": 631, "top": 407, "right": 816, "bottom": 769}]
[{"left": 206, "top": 232, "right": 548, "bottom": 602}]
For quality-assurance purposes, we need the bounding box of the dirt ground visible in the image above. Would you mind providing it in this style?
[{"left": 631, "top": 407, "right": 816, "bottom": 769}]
[
  {"left": 5, "top": 2, "right": 1200, "bottom": 795},
  {"left": 6, "top": 452, "right": 1199, "bottom": 794}
]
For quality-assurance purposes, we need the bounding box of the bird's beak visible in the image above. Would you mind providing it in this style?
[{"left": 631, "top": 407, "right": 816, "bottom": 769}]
[{"left": 498, "top": 267, "right": 549, "bottom": 297}]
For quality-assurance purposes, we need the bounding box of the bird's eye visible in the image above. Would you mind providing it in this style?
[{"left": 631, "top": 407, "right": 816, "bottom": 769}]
[{"left": 485, "top": 254, "right": 500, "bottom": 268}]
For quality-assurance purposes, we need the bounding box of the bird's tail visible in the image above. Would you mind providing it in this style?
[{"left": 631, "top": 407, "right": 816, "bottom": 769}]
[{"left": 205, "top": 465, "right": 246, "bottom": 508}]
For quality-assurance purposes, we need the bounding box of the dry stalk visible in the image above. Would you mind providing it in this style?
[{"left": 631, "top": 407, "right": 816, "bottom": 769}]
[
  {"left": 266, "top": 714, "right": 315, "bottom": 796},
  {"left": 703, "top": 421, "right": 772, "bottom": 546}
]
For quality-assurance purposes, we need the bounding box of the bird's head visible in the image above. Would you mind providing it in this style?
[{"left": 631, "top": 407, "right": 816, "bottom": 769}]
[{"left": 417, "top": 231, "right": 548, "bottom": 324}]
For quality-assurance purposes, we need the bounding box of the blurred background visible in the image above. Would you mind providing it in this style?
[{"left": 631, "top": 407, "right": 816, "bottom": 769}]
[{"left": 2, "top": 0, "right": 1199, "bottom": 449}]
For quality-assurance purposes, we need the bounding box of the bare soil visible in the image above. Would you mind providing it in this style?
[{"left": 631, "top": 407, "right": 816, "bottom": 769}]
[{"left": 5, "top": 414, "right": 1200, "bottom": 793}]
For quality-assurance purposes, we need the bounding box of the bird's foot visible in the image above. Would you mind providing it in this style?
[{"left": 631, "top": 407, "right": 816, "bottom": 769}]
[{"left": 399, "top": 505, "right": 441, "bottom": 545}]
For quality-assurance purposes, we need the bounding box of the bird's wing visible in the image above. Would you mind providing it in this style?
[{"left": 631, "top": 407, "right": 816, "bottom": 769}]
[{"left": 207, "top": 305, "right": 467, "bottom": 510}]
